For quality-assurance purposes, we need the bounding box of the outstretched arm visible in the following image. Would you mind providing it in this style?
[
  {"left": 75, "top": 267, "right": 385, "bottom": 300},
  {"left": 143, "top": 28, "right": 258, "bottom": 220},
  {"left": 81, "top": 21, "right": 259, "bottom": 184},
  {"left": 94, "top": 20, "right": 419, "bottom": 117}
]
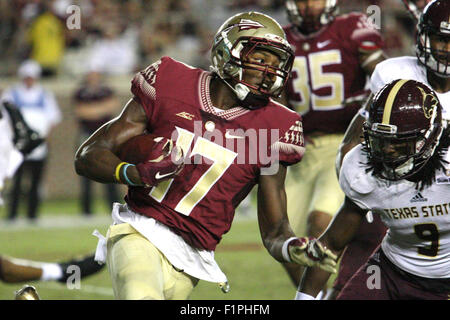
[
  {"left": 297, "top": 196, "right": 366, "bottom": 299},
  {"left": 257, "top": 166, "right": 337, "bottom": 272},
  {"left": 257, "top": 165, "right": 292, "bottom": 261}
]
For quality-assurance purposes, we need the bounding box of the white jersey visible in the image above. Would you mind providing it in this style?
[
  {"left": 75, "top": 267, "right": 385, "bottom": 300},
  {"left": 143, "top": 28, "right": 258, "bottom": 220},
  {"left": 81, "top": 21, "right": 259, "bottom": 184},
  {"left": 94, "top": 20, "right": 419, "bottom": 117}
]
[
  {"left": 0, "top": 105, "right": 23, "bottom": 205},
  {"left": 370, "top": 56, "right": 450, "bottom": 122},
  {"left": 339, "top": 145, "right": 450, "bottom": 278},
  {"left": 1, "top": 84, "right": 61, "bottom": 160}
]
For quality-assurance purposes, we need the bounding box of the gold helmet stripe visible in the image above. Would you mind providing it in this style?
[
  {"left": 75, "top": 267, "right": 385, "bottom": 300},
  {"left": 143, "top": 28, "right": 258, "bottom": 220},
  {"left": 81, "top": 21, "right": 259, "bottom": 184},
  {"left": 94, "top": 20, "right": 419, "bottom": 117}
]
[{"left": 382, "top": 79, "right": 409, "bottom": 124}]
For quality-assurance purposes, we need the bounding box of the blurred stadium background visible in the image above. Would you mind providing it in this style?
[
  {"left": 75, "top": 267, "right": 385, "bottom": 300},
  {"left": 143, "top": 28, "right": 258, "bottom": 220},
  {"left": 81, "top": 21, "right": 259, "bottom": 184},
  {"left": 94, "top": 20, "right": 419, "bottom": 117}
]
[{"left": 0, "top": 0, "right": 418, "bottom": 300}]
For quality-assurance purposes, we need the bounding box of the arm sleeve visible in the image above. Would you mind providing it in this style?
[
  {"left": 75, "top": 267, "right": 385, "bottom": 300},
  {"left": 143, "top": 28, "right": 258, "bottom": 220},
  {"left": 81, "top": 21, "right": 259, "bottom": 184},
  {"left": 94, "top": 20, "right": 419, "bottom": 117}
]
[
  {"left": 270, "top": 115, "right": 305, "bottom": 166},
  {"left": 348, "top": 13, "right": 384, "bottom": 52},
  {"left": 369, "top": 61, "right": 390, "bottom": 95},
  {"left": 130, "top": 60, "right": 162, "bottom": 123},
  {"left": 338, "top": 157, "right": 372, "bottom": 211}
]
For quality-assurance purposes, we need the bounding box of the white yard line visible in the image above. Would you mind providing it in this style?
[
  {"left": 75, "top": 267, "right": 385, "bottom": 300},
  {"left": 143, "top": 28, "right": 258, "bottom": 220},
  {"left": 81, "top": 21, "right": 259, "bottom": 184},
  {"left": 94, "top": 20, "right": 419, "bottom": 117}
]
[
  {"left": 0, "top": 210, "right": 256, "bottom": 232},
  {"left": 0, "top": 215, "right": 111, "bottom": 231}
]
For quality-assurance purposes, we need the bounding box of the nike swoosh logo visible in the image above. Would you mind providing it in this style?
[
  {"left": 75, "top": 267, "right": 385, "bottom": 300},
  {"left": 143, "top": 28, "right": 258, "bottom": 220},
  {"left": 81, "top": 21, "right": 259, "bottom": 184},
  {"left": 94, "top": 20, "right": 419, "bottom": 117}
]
[
  {"left": 317, "top": 40, "right": 331, "bottom": 49},
  {"left": 225, "top": 131, "right": 245, "bottom": 139},
  {"left": 155, "top": 171, "right": 176, "bottom": 179}
]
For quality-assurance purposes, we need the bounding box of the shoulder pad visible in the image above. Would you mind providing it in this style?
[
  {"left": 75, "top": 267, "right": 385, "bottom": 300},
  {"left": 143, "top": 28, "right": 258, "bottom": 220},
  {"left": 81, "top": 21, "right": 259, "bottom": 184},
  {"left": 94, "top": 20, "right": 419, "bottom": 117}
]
[{"left": 340, "top": 146, "right": 375, "bottom": 195}]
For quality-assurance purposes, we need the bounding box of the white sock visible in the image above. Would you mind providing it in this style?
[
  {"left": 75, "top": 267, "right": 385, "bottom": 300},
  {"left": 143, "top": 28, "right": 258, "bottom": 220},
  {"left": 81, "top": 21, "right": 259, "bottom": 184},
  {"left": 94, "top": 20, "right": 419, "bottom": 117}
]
[
  {"left": 40, "top": 263, "right": 63, "bottom": 281},
  {"left": 316, "top": 290, "right": 326, "bottom": 300}
]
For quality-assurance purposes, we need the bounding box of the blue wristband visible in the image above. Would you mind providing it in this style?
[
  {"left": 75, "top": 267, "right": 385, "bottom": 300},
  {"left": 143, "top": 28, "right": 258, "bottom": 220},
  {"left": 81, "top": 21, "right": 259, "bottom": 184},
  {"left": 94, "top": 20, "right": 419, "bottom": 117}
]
[{"left": 122, "top": 164, "right": 139, "bottom": 186}]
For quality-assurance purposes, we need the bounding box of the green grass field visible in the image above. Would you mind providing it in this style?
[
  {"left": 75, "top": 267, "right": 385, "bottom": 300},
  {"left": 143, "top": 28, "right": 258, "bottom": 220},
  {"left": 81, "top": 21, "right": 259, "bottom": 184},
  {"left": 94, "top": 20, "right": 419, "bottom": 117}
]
[{"left": 0, "top": 198, "right": 296, "bottom": 300}]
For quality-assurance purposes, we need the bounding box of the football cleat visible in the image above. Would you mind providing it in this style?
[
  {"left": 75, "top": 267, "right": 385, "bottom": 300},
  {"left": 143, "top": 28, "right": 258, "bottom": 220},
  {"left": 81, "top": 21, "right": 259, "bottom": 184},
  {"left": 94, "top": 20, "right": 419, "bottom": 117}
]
[
  {"left": 58, "top": 254, "right": 105, "bottom": 284},
  {"left": 219, "top": 281, "right": 230, "bottom": 293},
  {"left": 15, "top": 285, "right": 40, "bottom": 300}
]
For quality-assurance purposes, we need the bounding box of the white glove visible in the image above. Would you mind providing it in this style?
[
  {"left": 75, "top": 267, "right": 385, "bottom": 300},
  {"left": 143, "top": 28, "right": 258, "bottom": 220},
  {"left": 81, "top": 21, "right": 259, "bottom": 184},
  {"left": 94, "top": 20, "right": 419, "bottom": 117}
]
[{"left": 284, "top": 237, "right": 338, "bottom": 274}]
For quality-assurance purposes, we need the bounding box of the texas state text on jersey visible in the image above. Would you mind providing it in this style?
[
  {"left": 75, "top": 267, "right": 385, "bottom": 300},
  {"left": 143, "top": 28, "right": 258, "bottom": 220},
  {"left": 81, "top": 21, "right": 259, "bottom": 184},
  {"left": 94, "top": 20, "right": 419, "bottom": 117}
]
[
  {"left": 128, "top": 56, "right": 305, "bottom": 251},
  {"left": 284, "top": 12, "right": 384, "bottom": 134}
]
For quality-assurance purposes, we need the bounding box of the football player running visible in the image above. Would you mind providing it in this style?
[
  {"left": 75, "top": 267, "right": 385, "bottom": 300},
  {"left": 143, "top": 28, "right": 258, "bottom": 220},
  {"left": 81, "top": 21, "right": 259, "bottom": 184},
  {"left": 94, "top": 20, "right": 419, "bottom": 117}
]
[
  {"left": 279, "top": 0, "right": 387, "bottom": 288},
  {"left": 297, "top": 79, "right": 450, "bottom": 300},
  {"left": 331, "top": 0, "right": 450, "bottom": 300},
  {"left": 74, "top": 12, "right": 337, "bottom": 300}
]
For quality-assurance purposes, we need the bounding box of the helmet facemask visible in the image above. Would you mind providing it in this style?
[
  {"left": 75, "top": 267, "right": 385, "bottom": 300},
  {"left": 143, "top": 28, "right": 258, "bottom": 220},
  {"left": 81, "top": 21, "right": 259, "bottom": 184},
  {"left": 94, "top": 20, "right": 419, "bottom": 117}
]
[
  {"left": 230, "top": 37, "right": 294, "bottom": 98},
  {"left": 285, "top": 0, "right": 338, "bottom": 34},
  {"left": 211, "top": 12, "right": 294, "bottom": 109},
  {"left": 417, "top": 27, "right": 450, "bottom": 77},
  {"left": 416, "top": 1, "right": 450, "bottom": 77},
  {"left": 365, "top": 126, "right": 435, "bottom": 180},
  {"left": 363, "top": 107, "right": 443, "bottom": 181}
]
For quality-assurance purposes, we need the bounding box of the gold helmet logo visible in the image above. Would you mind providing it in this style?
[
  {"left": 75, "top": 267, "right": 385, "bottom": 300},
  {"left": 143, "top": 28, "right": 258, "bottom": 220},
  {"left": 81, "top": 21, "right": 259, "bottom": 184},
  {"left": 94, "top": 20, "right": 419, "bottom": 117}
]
[
  {"left": 417, "top": 86, "right": 439, "bottom": 119},
  {"left": 236, "top": 19, "right": 264, "bottom": 31}
]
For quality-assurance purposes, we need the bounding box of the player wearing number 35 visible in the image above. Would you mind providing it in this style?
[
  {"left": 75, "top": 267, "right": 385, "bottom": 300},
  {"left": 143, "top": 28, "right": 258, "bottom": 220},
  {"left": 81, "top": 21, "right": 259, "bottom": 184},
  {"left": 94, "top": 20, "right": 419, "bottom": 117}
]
[
  {"left": 296, "top": 79, "right": 450, "bottom": 300},
  {"left": 279, "top": 0, "right": 387, "bottom": 288},
  {"left": 75, "top": 12, "right": 338, "bottom": 300}
]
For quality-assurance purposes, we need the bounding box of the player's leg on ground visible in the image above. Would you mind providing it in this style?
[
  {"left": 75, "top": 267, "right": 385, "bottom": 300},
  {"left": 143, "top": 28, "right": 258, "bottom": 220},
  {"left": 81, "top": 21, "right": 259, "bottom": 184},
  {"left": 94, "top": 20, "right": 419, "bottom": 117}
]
[{"left": 0, "top": 255, "right": 42, "bottom": 282}]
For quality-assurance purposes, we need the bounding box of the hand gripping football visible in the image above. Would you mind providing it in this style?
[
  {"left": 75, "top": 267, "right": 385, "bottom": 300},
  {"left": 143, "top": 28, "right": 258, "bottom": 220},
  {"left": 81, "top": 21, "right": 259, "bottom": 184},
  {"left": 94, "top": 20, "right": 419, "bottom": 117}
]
[{"left": 117, "top": 134, "right": 184, "bottom": 187}]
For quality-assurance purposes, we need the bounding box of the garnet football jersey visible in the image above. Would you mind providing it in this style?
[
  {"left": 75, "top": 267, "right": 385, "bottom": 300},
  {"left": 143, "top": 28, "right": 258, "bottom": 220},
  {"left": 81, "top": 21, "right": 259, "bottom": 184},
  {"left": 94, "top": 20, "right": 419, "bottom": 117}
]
[
  {"left": 340, "top": 145, "right": 450, "bottom": 278},
  {"left": 370, "top": 56, "right": 450, "bottom": 122},
  {"left": 284, "top": 13, "right": 384, "bottom": 134},
  {"left": 127, "top": 56, "right": 305, "bottom": 251}
]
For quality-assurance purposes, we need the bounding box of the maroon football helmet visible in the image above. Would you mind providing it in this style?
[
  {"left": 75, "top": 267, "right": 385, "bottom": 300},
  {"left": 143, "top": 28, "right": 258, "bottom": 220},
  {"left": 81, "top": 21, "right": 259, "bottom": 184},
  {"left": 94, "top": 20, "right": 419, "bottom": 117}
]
[
  {"left": 363, "top": 79, "right": 443, "bottom": 181},
  {"left": 416, "top": 0, "right": 450, "bottom": 77},
  {"left": 402, "top": 0, "right": 433, "bottom": 21},
  {"left": 285, "top": 0, "right": 338, "bottom": 34}
]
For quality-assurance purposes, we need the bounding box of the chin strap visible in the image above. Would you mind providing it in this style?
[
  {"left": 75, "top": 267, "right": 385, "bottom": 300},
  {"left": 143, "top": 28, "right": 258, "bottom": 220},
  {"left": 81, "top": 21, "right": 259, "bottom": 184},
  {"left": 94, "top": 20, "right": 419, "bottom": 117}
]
[
  {"left": 220, "top": 78, "right": 270, "bottom": 110},
  {"left": 234, "top": 83, "right": 250, "bottom": 100},
  {"left": 383, "top": 157, "right": 414, "bottom": 180},
  {"left": 240, "top": 91, "right": 270, "bottom": 110}
]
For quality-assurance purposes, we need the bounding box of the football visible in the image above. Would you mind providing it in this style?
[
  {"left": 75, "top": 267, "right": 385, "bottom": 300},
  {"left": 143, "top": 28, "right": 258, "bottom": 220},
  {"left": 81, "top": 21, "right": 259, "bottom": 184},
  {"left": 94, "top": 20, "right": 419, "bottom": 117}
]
[{"left": 117, "top": 133, "right": 169, "bottom": 164}]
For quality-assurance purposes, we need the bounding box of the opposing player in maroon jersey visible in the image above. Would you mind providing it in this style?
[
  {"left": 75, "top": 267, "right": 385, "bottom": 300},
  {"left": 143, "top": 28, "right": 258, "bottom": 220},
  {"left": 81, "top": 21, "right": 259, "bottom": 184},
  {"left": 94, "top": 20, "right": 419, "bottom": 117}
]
[
  {"left": 333, "top": 0, "right": 450, "bottom": 300},
  {"left": 279, "top": 0, "right": 387, "bottom": 293},
  {"left": 74, "top": 12, "right": 338, "bottom": 300}
]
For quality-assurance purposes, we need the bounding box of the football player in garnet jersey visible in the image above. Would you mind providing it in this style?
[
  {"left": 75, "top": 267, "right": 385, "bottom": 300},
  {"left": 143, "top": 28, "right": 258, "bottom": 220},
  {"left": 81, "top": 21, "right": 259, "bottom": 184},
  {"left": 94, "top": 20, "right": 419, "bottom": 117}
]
[
  {"left": 297, "top": 79, "right": 450, "bottom": 300},
  {"left": 74, "top": 12, "right": 337, "bottom": 300},
  {"left": 279, "top": 0, "right": 387, "bottom": 289}
]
